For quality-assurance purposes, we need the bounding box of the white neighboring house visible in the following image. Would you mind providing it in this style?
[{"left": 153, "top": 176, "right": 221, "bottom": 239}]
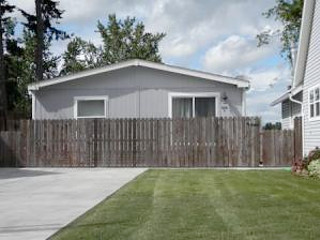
[{"left": 271, "top": 0, "right": 320, "bottom": 155}]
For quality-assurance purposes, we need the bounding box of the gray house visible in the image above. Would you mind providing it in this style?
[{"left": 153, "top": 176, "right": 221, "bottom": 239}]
[
  {"left": 28, "top": 59, "right": 249, "bottom": 120},
  {"left": 271, "top": 0, "right": 320, "bottom": 155}
]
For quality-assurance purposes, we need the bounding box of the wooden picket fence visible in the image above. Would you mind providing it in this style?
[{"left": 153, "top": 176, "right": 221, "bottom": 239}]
[{"left": 0, "top": 117, "right": 302, "bottom": 167}]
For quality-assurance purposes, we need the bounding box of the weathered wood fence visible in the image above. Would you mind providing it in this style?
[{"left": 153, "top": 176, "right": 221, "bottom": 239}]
[{"left": 0, "top": 117, "right": 302, "bottom": 167}]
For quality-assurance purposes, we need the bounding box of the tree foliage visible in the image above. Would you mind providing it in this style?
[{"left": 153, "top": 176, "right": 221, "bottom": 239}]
[
  {"left": 263, "top": 122, "right": 282, "bottom": 130},
  {"left": 61, "top": 37, "right": 101, "bottom": 75},
  {"left": 97, "top": 14, "right": 165, "bottom": 64},
  {"left": 257, "top": 0, "right": 304, "bottom": 62},
  {"left": 61, "top": 14, "right": 166, "bottom": 76},
  {"left": 0, "top": 0, "right": 15, "bottom": 116},
  {"left": 20, "top": 0, "right": 68, "bottom": 81},
  {"left": 20, "top": 0, "right": 68, "bottom": 41},
  {"left": 4, "top": 25, "right": 61, "bottom": 117}
]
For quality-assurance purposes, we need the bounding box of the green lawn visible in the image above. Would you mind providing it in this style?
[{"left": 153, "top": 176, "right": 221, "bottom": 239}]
[{"left": 51, "top": 170, "right": 320, "bottom": 240}]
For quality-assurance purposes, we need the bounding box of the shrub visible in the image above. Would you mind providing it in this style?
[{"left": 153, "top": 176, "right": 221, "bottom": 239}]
[
  {"left": 308, "top": 159, "right": 320, "bottom": 178},
  {"left": 308, "top": 147, "right": 320, "bottom": 163}
]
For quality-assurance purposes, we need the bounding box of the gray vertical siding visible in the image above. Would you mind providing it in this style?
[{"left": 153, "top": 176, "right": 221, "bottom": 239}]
[
  {"left": 302, "top": 0, "right": 320, "bottom": 154},
  {"left": 33, "top": 66, "right": 245, "bottom": 119}
]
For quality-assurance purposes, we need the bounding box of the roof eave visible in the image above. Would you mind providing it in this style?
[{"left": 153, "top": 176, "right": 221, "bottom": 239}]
[
  {"left": 28, "top": 59, "right": 139, "bottom": 91},
  {"left": 271, "top": 92, "right": 290, "bottom": 106},
  {"left": 27, "top": 59, "right": 250, "bottom": 91},
  {"left": 292, "top": 0, "right": 315, "bottom": 88},
  {"left": 270, "top": 84, "right": 303, "bottom": 106}
]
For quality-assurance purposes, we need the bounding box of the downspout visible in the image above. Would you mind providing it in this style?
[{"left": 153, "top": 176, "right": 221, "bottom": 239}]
[{"left": 289, "top": 93, "right": 305, "bottom": 157}]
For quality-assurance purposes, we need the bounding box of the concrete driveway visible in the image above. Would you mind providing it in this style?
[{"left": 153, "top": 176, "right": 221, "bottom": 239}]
[{"left": 0, "top": 168, "right": 147, "bottom": 240}]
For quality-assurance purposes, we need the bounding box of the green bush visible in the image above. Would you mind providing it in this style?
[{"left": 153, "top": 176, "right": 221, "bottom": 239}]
[
  {"left": 308, "top": 148, "right": 320, "bottom": 163},
  {"left": 308, "top": 159, "right": 320, "bottom": 178}
]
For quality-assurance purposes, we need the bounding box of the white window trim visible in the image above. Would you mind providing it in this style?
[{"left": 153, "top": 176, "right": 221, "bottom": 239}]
[
  {"left": 74, "top": 96, "right": 108, "bottom": 119},
  {"left": 308, "top": 85, "right": 320, "bottom": 122},
  {"left": 168, "top": 92, "right": 220, "bottom": 118}
]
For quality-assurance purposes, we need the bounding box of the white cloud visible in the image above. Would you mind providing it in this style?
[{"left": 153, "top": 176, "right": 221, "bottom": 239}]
[
  {"left": 246, "top": 90, "right": 282, "bottom": 123},
  {"left": 11, "top": 0, "right": 279, "bottom": 61},
  {"left": 144, "top": 0, "right": 280, "bottom": 59},
  {"left": 245, "top": 66, "right": 291, "bottom": 123},
  {"left": 243, "top": 65, "right": 291, "bottom": 91},
  {"left": 160, "top": 38, "right": 196, "bottom": 58},
  {"left": 203, "top": 35, "right": 274, "bottom": 73}
]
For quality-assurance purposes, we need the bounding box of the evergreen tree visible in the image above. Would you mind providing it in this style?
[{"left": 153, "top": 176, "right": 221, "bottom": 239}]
[
  {"left": 20, "top": 0, "right": 68, "bottom": 81},
  {"left": 0, "top": 0, "right": 15, "bottom": 117}
]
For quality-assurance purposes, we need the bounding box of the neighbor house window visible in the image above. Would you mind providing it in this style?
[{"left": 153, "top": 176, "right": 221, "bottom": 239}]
[
  {"left": 74, "top": 96, "right": 108, "bottom": 119},
  {"left": 309, "top": 86, "right": 320, "bottom": 120},
  {"left": 170, "top": 93, "right": 218, "bottom": 118}
]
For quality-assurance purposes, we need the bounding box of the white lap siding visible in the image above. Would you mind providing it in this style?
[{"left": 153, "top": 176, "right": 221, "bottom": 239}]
[
  {"left": 302, "top": 0, "right": 320, "bottom": 154},
  {"left": 281, "top": 100, "right": 292, "bottom": 129},
  {"left": 281, "top": 95, "right": 302, "bottom": 130}
]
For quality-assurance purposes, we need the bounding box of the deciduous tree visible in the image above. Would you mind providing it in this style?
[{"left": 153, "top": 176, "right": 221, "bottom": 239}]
[
  {"left": 61, "top": 37, "right": 101, "bottom": 75},
  {"left": 257, "top": 0, "right": 304, "bottom": 64},
  {"left": 97, "top": 14, "right": 165, "bottom": 64}
]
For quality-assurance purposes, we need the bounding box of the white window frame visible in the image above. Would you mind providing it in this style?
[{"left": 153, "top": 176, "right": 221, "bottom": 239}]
[
  {"left": 74, "top": 96, "right": 108, "bottom": 119},
  {"left": 168, "top": 92, "right": 220, "bottom": 118},
  {"left": 308, "top": 85, "right": 320, "bottom": 122}
]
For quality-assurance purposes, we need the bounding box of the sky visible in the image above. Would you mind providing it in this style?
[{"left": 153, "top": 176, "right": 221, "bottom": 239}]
[{"left": 11, "top": 0, "right": 293, "bottom": 123}]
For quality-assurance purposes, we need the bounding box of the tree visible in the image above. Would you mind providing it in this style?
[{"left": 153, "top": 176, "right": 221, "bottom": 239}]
[
  {"left": 11, "top": 30, "right": 35, "bottom": 117},
  {"left": 20, "top": 0, "right": 68, "bottom": 81},
  {"left": 60, "top": 37, "right": 101, "bottom": 75},
  {"left": 13, "top": 29, "right": 60, "bottom": 117},
  {"left": 4, "top": 24, "right": 60, "bottom": 117},
  {"left": 4, "top": 19, "right": 24, "bottom": 115},
  {"left": 97, "top": 14, "right": 165, "bottom": 65},
  {"left": 60, "top": 14, "right": 166, "bottom": 76},
  {"left": 35, "top": 0, "right": 44, "bottom": 82},
  {"left": 263, "top": 122, "right": 282, "bottom": 130},
  {"left": 257, "top": 0, "right": 304, "bottom": 63},
  {"left": 0, "top": 0, "right": 15, "bottom": 117}
]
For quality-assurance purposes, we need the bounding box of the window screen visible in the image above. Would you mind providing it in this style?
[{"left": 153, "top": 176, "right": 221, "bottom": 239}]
[
  {"left": 77, "top": 99, "right": 105, "bottom": 118},
  {"left": 172, "top": 98, "right": 192, "bottom": 118}
]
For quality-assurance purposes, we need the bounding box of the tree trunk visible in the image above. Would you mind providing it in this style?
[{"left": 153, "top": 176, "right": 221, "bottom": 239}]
[
  {"left": 35, "top": 0, "right": 44, "bottom": 81},
  {"left": 0, "top": 7, "right": 8, "bottom": 118}
]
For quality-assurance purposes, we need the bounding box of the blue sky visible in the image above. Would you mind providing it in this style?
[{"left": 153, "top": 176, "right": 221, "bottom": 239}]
[{"left": 12, "top": 0, "right": 291, "bottom": 123}]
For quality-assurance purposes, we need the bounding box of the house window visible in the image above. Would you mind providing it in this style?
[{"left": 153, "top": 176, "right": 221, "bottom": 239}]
[
  {"left": 195, "top": 97, "right": 216, "bottom": 117},
  {"left": 170, "top": 93, "right": 218, "bottom": 118},
  {"left": 309, "top": 86, "right": 320, "bottom": 120},
  {"left": 74, "top": 97, "right": 108, "bottom": 119},
  {"left": 172, "top": 98, "right": 193, "bottom": 118}
]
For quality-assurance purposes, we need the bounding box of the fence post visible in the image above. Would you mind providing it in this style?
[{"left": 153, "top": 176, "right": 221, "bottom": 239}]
[
  {"left": 133, "top": 119, "right": 137, "bottom": 167},
  {"left": 294, "top": 117, "right": 303, "bottom": 161},
  {"left": 93, "top": 119, "right": 98, "bottom": 167}
]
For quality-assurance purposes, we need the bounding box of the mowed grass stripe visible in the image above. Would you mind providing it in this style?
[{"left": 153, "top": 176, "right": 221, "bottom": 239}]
[{"left": 51, "top": 170, "right": 320, "bottom": 240}]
